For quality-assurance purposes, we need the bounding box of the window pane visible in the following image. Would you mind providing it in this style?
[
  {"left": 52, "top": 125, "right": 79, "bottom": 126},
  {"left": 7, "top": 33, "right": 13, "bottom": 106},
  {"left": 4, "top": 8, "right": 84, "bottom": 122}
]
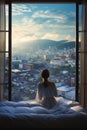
[
  {"left": 0, "top": 32, "right": 6, "bottom": 51},
  {"left": 12, "top": 4, "right": 76, "bottom": 101},
  {"left": 6, "top": 32, "right": 8, "bottom": 51},
  {"left": 6, "top": 5, "right": 9, "bottom": 31},
  {"left": 5, "top": 53, "right": 9, "bottom": 84},
  {"left": 0, "top": 53, "right": 5, "bottom": 84},
  {"left": 79, "top": 5, "right": 82, "bottom": 31},
  {"left": 4, "top": 84, "right": 8, "bottom": 100},
  {"left": 3, "top": 53, "right": 9, "bottom": 100}
]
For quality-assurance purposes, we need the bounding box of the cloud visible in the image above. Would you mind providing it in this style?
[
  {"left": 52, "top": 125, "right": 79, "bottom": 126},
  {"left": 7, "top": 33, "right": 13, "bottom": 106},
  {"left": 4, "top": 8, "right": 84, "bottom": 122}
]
[
  {"left": 42, "top": 33, "right": 60, "bottom": 41},
  {"left": 12, "top": 19, "right": 43, "bottom": 44},
  {"left": 65, "top": 35, "right": 75, "bottom": 41},
  {"left": 12, "top": 5, "right": 76, "bottom": 44},
  {"left": 19, "top": 36, "right": 38, "bottom": 43},
  {"left": 32, "top": 10, "right": 67, "bottom": 24},
  {"left": 32, "top": 8, "right": 76, "bottom": 26},
  {"left": 12, "top": 4, "right": 32, "bottom": 16},
  {"left": 12, "top": 15, "right": 75, "bottom": 45}
]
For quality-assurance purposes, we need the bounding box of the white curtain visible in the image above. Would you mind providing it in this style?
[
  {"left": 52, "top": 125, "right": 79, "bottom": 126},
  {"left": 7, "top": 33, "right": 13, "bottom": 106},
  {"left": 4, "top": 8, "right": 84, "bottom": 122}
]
[{"left": 0, "top": 1, "right": 6, "bottom": 100}]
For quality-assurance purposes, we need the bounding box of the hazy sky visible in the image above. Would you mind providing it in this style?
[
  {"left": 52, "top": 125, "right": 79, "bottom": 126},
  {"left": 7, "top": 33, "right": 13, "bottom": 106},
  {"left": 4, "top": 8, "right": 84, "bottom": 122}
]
[{"left": 12, "top": 4, "right": 76, "bottom": 44}]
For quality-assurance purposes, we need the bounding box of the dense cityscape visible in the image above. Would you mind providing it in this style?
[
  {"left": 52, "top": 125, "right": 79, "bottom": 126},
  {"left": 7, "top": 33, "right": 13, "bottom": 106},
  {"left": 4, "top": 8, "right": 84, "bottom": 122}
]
[{"left": 5, "top": 40, "right": 76, "bottom": 101}]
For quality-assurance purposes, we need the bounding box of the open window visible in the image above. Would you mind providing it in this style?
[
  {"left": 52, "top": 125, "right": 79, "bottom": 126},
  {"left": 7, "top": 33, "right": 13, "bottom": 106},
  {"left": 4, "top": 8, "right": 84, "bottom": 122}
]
[
  {"left": 0, "top": 0, "right": 84, "bottom": 103},
  {"left": 11, "top": 3, "right": 77, "bottom": 101}
]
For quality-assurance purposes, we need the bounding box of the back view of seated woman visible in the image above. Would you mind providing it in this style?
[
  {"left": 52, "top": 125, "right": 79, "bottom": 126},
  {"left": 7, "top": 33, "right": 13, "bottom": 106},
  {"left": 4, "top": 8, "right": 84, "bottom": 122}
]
[{"left": 36, "top": 69, "right": 58, "bottom": 109}]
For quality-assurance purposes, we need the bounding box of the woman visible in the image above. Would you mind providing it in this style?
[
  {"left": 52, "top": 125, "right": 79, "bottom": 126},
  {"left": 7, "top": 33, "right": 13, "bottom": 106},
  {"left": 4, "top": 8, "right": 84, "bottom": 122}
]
[{"left": 36, "top": 69, "right": 58, "bottom": 109}]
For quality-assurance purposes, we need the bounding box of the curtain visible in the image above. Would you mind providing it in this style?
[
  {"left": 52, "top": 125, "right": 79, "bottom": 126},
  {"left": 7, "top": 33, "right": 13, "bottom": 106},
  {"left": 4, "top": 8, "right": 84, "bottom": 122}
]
[{"left": 0, "top": 1, "right": 6, "bottom": 100}]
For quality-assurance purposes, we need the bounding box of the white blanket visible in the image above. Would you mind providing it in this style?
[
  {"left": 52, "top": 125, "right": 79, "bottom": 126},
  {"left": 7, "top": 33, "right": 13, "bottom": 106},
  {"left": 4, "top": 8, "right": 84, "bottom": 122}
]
[{"left": 0, "top": 97, "right": 87, "bottom": 128}]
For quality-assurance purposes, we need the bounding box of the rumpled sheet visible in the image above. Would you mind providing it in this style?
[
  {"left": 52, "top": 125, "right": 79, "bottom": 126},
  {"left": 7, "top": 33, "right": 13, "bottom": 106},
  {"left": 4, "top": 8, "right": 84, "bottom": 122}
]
[{"left": 0, "top": 97, "right": 87, "bottom": 128}]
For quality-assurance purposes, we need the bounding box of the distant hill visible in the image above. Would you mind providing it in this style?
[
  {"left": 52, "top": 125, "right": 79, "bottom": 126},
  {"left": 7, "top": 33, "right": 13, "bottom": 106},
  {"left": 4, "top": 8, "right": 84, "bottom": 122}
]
[{"left": 13, "top": 39, "right": 75, "bottom": 54}]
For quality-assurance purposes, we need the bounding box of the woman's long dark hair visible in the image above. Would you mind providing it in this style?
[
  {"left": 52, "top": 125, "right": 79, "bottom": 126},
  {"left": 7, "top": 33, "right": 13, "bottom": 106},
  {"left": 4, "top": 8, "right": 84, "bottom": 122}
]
[{"left": 41, "top": 69, "right": 50, "bottom": 87}]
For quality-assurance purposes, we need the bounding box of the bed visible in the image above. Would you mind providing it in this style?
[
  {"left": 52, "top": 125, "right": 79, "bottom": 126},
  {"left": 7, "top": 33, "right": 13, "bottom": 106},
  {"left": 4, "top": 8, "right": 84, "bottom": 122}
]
[{"left": 0, "top": 97, "right": 87, "bottom": 128}]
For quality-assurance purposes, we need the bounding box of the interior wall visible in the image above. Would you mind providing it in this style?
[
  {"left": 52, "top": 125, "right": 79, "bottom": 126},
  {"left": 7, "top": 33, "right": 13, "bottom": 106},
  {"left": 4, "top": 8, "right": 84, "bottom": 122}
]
[{"left": 80, "top": 0, "right": 87, "bottom": 110}]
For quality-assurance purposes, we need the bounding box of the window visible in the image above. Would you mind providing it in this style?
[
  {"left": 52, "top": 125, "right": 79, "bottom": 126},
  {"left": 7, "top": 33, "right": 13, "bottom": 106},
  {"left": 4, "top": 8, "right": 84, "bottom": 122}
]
[
  {"left": 11, "top": 3, "right": 77, "bottom": 101},
  {"left": 0, "top": 2, "right": 8, "bottom": 100},
  {"left": 0, "top": 0, "right": 83, "bottom": 102}
]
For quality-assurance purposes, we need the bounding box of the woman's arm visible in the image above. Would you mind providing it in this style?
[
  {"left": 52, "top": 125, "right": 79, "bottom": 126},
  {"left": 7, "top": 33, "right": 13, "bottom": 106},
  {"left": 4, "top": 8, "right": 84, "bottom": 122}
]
[
  {"left": 36, "top": 84, "right": 42, "bottom": 102},
  {"left": 52, "top": 83, "right": 58, "bottom": 97}
]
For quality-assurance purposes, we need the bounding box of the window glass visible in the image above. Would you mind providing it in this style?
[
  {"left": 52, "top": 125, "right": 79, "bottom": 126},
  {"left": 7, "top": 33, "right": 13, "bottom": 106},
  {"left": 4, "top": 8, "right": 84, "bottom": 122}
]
[{"left": 12, "top": 4, "right": 76, "bottom": 101}]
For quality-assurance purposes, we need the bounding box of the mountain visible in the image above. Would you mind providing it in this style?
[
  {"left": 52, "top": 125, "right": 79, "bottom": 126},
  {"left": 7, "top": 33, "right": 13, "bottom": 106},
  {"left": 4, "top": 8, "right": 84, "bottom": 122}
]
[{"left": 13, "top": 39, "right": 75, "bottom": 54}]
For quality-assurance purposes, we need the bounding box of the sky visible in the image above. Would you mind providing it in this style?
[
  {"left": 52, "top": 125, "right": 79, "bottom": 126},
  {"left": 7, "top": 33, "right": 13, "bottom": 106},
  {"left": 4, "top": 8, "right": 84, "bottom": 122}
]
[{"left": 11, "top": 4, "right": 76, "bottom": 45}]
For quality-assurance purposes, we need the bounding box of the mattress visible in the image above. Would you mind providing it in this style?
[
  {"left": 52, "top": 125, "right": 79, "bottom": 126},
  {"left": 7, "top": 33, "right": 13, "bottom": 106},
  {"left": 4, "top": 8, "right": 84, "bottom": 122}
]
[{"left": 0, "top": 97, "right": 87, "bottom": 128}]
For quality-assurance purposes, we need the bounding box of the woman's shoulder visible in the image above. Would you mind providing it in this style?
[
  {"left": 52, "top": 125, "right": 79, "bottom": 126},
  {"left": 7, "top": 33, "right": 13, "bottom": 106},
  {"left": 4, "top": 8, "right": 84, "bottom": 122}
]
[
  {"left": 49, "top": 81, "right": 55, "bottom": 85},
  {"left": 38, "top": 82, "right": 43, "bottom": 87}
]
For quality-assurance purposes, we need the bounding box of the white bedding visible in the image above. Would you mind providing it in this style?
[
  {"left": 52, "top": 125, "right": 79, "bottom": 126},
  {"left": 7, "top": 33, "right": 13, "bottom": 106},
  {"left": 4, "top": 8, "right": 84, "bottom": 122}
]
[{"left": 0, "top": 97, "right": 87, "bottom": 128}]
